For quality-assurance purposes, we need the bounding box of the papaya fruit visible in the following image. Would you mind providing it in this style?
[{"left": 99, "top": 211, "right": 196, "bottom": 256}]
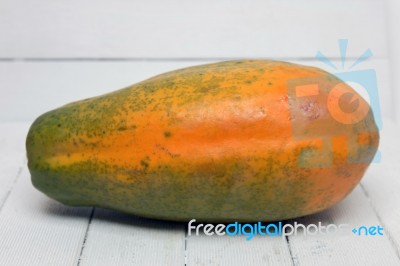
[{"left": 26, "top": 60, "right": 379, "bottom": 222}]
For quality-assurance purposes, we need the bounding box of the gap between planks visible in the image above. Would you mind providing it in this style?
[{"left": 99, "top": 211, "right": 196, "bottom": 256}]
[
  {"left": 285, "top": 235, "right": 297, "bottom": 266},
  {"left": 0, "top": 165, "right": 24, "bottom": 212},
  {"left": 77, "top": 207, "right": 96, "bottom": 266}
]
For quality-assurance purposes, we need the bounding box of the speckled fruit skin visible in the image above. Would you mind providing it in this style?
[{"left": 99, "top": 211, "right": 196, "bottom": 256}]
[{"left": 26, "top": 60, "right": 379, "bottom": 222}]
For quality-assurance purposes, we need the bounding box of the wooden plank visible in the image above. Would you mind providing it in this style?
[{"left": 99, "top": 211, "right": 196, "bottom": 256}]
[
  {"left": 0, "top": 59, "right": 392, "bottom": 123},
  {"left": 0, "top": 122, "right": 29, "bottom": 158},
  {"left": 0, "top": 0, "right": 387, "bottom": 58},
  {"left": 186, "top": 230, "right": 293, "bottom": 265},
  {"left": 286, "top": 186, "right": 400, "bottom": 266},
  {"left": 0, "top": 123, "right": 31, "bottom": 208},
  {"left": 386, "top": 0, "right": 400, "bottom": 123},
  {"left": 0, "top": 165, "right": 93, "bottom": 265},
  {"left": 78, "top": 208, "right": 185, "bottom": 266},
  {"left": 356, "top": 119, "right": 400, "bottom": 258}
]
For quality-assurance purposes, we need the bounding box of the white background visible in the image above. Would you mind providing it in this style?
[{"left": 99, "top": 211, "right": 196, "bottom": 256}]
[{"left": 0, "top": 0, "right": 399, "bottom": 124}]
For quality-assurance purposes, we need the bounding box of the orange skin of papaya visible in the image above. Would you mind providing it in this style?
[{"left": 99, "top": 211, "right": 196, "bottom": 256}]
[{"left": 26, "top": 60, "right": 379, "bottom": 222}]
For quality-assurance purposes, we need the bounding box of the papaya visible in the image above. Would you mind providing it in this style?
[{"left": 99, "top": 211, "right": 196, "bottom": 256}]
[{"left": 26, "top": 60, "right": 379, "bottom": 222}]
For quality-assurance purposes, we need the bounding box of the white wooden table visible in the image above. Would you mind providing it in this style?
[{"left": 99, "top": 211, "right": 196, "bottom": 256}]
[{"left": 1, "top": 0, "right": 400, "bottom": 265}]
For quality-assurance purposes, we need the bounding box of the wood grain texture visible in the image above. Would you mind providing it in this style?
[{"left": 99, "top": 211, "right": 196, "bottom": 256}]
[
  {"left": 0, "top": 0, "right": 387, "bottom": 58},
  {"left": 186, "top": 231, "right": 293, "bottom": 265},
  {"left": 0, "top": 123, "right": 28, "bottom": 209},
  {"left": 78, "top": 208, "right": 185, "bottom": 266},
  {"left": 357, "top": 120, "right": 400, "bottom": 260},
  {"left": 0, "top": 123, "right": 92, "bottom": 266},
  {"left": 286, "top": 186, "right": 400, "bottom": 266}
]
